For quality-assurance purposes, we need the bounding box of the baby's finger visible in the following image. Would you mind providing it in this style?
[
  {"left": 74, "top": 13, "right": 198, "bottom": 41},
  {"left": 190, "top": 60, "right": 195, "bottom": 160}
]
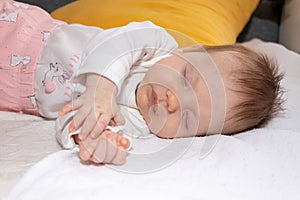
[
  {"left": 91, "top": 137, "right": 106, "bottom": 163},
  {"left": 113, "top": 111, "right": 125, "bottom": 126},
  {"left": 91, "top": 114, "right": 111, "bottom": 139},
  {"left": 78, "top": 141, "right": 94, "bottom": 161},
  {"left": 90, "top": 157, "right": 102, "bottom": 164},
  {"left": 111, "top": 147, "right": 127, "bottom": 165},
  {"left": 90, "top": 123, "right": 106, "bottom": 139},
  {"left": 69, "top": 106, "right": 91, "bottom": 133},
  {"left": 116, "top": 135, "right": 131, "bottom": 150},
  {"left": 103, "top": 132, "right": 118, "bottom": 163},
  {"left": 79, "top": 112, "right": 98, "bottom": 140},
  {"left": 59, "top": 100, "right": 80, "bottom": 116}
]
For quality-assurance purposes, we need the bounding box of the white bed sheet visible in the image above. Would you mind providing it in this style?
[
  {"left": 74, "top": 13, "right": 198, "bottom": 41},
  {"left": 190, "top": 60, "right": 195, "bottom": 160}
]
[
  {"left": 4, "top": 129, "right": 300, "bottom": 200},
  {"left": 0, "top": 112, "right": 62, "bottom": 199},
  {"left": 1, "top": 39, "right": 300, "bottom": 199}
]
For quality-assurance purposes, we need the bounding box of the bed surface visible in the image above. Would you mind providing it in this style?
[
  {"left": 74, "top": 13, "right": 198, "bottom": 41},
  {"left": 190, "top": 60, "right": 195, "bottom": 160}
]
[
  {"left": 0, "top": 112, "right": 61, "bottom": 198},
  {"left": 5, "top": 129, "right": 300, "bottom": 200},
  {"left": 1, "top": 39, "right": 300, "bottom": 199}
]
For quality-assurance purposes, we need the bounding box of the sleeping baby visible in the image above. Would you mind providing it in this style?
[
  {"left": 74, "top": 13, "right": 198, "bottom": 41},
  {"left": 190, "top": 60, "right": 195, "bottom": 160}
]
[{"left": 0, "top": 0, "right": 284, "bottom": 165}]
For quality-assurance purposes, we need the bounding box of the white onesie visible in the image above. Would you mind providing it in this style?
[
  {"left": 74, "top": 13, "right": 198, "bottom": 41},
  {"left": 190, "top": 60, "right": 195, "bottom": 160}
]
[{"left": 34, "top": 21, "right": 178, "bottom": 148}]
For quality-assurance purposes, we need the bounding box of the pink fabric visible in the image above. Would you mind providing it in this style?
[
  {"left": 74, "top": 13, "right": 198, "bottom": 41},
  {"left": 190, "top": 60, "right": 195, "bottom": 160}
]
[{"left": 0, "top": 0, "right": 64, "bottom": 115}]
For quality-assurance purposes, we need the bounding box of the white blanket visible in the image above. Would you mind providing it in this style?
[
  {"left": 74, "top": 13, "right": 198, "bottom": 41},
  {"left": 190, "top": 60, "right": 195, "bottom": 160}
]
[
  {"left": 3, "top": 40, "right": 300, "bottom": 199},
  {"left": 5, "top": 129, "right": 300, "bottom": 200}
]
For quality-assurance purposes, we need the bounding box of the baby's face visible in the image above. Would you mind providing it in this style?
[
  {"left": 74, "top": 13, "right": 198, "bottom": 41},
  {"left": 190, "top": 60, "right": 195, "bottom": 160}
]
[{"left": 136, "top": 47, "right": 240, "bottom": 138}]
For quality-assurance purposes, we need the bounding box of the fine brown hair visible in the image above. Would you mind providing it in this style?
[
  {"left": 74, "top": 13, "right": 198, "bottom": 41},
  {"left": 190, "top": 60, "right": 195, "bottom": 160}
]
[{"left": 204, "top": 44, "right": 285, "bottom": 134}]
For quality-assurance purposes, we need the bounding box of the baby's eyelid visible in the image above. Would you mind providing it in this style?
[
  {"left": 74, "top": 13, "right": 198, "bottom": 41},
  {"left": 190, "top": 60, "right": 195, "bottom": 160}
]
[
  {"left": 183, "top": 110, "right": 197, "bottom": 134},
  {"left": 183, "top": 111, "right": 190, "bottom": 129}
]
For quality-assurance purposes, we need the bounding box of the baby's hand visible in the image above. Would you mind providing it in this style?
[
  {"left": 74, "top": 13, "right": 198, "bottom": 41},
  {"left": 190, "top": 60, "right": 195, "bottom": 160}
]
[
  {"left": 59, "top": 74, "right": 125, "bottom": 140},
  {"left": 75, "top": 130, "right": 130, "bottom": 165}
]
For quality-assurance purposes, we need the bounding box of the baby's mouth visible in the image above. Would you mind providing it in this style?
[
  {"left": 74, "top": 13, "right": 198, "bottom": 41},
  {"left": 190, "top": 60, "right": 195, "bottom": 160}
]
[{"left": 149, "top": 87, "right": 158, "bottom": 113}]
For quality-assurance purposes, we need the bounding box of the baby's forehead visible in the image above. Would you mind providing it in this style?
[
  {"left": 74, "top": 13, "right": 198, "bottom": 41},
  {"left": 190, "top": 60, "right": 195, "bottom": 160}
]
[
  {"left": 153, "top": 50, "right": 240, "bottom": 86},
  {"left": 179, "top": 51, "right": 238, "bottom": 76},
  {"left": 181, "top": 51, "right": 242, "bottom": 97}
]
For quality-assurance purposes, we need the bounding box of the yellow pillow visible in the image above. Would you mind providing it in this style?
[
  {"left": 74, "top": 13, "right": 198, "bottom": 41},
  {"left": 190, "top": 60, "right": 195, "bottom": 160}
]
[{"left": 51, "top": 0, "right": 259, "bottom": 47}]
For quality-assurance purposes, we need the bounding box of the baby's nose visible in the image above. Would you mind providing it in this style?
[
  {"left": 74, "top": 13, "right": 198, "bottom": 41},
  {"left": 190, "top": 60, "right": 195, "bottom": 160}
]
[{"left": 166, "top": 90, "right": 179, "bottom": 113}]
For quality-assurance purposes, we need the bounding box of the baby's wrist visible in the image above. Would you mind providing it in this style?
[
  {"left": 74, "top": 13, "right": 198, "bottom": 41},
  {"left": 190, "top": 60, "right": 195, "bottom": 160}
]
[{"left": 85, "top": 73, "right": 117, "bottom": 95}]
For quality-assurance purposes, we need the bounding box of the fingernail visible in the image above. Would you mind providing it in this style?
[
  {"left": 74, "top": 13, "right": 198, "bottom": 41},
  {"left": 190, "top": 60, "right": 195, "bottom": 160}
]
[
  {"left": 79, "top": 133, "right": 84, "bottom": 140},
  {"left": 117, "top": 136, "right": 130, "bottom": 149},
  {"left": 81, "top": 151, "right": 90, "bottom": 161},
  {"left": 69, "top": 124, "right": 75, "bottom": 132},
  {"left": 121, "top": 138, "right": 130, "bottom": 149}
]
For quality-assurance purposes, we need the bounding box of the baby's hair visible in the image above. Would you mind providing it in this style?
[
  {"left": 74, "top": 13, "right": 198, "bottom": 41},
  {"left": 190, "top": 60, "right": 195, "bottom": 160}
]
[{"left": 204, "top": 44, "right": 285, "bottom": 134}]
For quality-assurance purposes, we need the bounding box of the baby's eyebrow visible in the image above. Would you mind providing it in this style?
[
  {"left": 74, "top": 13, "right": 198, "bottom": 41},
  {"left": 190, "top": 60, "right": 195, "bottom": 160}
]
[{"left": 187, "top": 67, "right": 204, "bottom": 105}]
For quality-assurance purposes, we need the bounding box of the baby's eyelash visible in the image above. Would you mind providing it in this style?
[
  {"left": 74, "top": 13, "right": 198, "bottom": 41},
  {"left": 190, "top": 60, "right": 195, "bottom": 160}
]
[
  {"left": 183, "top": 110, "right": 197, "bottom": 134},
  {"left": 182, "top": 111, "right": 190, "bottom": 130},
  {"left": 185, "top": 112, "right": 190, "bottom": 129}
]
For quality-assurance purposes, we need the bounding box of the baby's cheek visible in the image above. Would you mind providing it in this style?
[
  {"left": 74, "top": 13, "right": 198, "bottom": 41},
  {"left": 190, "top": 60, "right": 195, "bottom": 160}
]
[
  {"left": 146, "top": 104, "right": 168, "bottom": 134},
  {"left": 136, "top": 87, "right": 150, "bottom": 121}
]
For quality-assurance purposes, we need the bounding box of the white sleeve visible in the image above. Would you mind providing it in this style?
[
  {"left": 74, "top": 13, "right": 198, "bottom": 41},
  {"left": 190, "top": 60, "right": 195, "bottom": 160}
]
[
  {"left": 78, "top": 21, "right": 178, "bottom": 91},
  {"left": 55, "top": 111, "right": 78, "bottom": 149},
  {"left": 55, "top": 21, "right": 177, "bottom": 149}
]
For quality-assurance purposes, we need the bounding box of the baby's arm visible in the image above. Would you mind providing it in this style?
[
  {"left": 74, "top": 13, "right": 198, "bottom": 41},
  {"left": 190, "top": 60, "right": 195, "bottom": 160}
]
[
  {"left": 58, "top": 21, "right": 178, "bottom": 141},
  {"left": 77, "top": 21, "right": 178, "bottom": 89},
  {"left": 59, "top": 74, "right": 125, "bottom": 140}
]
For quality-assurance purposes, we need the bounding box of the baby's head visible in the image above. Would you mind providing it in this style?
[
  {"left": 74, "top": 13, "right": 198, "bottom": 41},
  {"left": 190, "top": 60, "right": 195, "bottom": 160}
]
[{"left": 136, "top": 44, "right": 284, "bottom": 138}]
